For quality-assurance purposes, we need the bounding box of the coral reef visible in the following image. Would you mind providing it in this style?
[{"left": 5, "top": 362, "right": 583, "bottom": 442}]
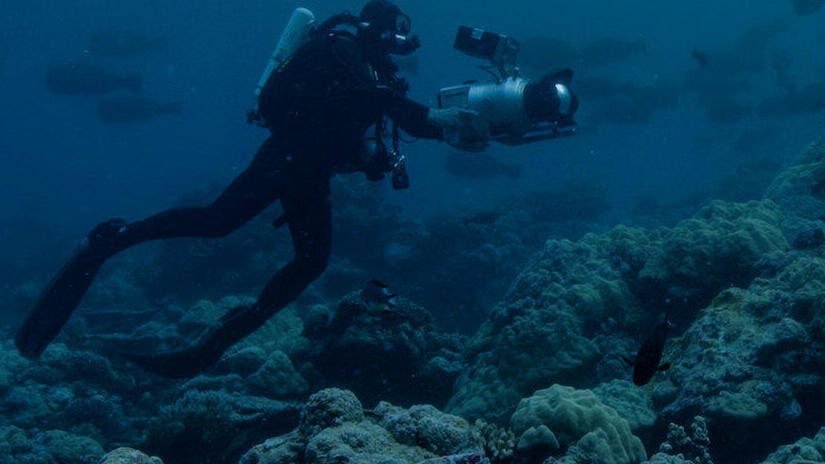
[
  {"left": 141, "top": 387, "right": 301, "bottom": 463},
  {"left": 241, "top": 388, "right": 485, "bottom": 464},
  {"left": 447, "top": 225, "right": 650, "bottom": 422},
  {"left": 99, "top": 447, "right": 164, "bottom": 464},
  {"left": 0, "top": 426, "right": 105, "bottom": 464},
  {"left": 10, "top": 123, "right": 825, "bottom": 464},
  {"left": 646, "top": 416, "right": 712, "bottom": 464},
  {"left": 759, "top": 427, "right": 825, "bottom": 464},
  {"left": 302, "top": 292, "right": 466, "bottom": 407},
  {"left": 510, "top": 385, "right": 647, "bottom": 464}
]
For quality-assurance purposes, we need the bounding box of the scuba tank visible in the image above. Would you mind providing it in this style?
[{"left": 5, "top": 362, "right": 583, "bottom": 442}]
[
  {"left": 248, "top": 7, "right": 316, "bottom": 125},
  {"left": 246, "top": 7, "right": 411, "bottom": 190}
]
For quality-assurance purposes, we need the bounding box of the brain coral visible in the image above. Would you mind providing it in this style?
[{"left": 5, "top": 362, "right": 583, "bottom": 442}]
[{"left": 511, "top": 385, "right": 646, "bottom": 464}]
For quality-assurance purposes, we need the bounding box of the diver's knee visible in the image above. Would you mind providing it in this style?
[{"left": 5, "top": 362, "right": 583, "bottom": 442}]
[
  {"left": 200, "top": 211, "right": 244, "bottom": 238},
  {"left": 87, "top": 218, "right": 129, "bottom": 256},
  {"left": 202, "top": 222, "right": 237, "bottom": 238}
]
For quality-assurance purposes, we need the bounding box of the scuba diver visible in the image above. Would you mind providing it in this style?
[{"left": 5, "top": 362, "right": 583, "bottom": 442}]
[{"left": 14, "top": 0, "right": 487, "bottom": 378}]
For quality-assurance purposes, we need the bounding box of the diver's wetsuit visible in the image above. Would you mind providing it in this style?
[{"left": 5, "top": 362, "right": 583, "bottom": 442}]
[{"left": 15, "top": 31, "right": 439, "bottom": 377}]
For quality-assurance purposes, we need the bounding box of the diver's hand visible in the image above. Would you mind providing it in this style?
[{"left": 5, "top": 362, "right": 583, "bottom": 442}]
[{"left": 427, "top": 107, "right": 489, "bottom": 152}]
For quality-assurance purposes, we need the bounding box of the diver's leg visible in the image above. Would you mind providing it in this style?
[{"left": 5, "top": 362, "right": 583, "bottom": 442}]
[
  {"left": 15, "top": 138, "right": 285, "bottom": 359},
  {"left": 122, "top": 186, "right": 332, "bottom": 378}
]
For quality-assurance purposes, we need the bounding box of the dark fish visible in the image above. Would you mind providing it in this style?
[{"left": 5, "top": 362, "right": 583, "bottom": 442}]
[
  {"left": 623, "top": 319, "right": 673, "bottom": 386},
  {"left": 691, "top": 49, "right": 709, "bottom": 68},
  {"left": 45, "top": 63, "right": 141, "bottom": 95},
  {"left": 791, "top": 0, "right": 825, "bottom": 15},
  {"left": 88, "top": 30, "right": 168, "bottom": 57},
  {"left": 362, "top": 280, "right": 399, "bottom": 315},
  {"left": 444, "top": 152, "right": 521, "bottom": 180},
  {"left": 97, "top": 96, "right": 182, "bottom": 123},
  {"left": 685, "top": 22, "right": 787, "bottom": 124}
]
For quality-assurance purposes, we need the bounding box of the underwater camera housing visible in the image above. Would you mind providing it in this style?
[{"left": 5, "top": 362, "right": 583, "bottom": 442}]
[{"left": 439, "top": 26, "right": 577, "bottom": 147}]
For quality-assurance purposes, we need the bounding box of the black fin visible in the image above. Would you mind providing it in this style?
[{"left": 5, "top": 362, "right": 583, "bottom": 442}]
[
  {"left": 15, "top": 243, "right": 107, "bottom": 358},
  {"left": 657, "top": 362, "right": 672, "bottom": 371},
  {"left": 621, "top": 355, "right": 635, "bottom": 367}
]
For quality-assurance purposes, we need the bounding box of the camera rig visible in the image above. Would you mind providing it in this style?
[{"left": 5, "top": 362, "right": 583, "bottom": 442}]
[{"left": 438, "top": 26, "right": 577, "bottom": 147}]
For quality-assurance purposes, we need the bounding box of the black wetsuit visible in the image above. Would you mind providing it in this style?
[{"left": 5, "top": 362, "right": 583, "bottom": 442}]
[{"left": 15, "top": 32, "right": 439, "bottom": 377}]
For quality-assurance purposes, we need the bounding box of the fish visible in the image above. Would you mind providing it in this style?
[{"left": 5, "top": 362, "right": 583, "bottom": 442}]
[
  {"left": 691, "top": 49, "right": 709, "bottom": 68},
  {"left": 791, "top": 0, "right": 825, "bottom": 15},
  {"left": 362, "top": 280, "right": 399, "bottom": 315},
  {"left": 87, "top": 30, "right": 168, "bottom": 57},
  {"left": 96, "top": 96, "right": 182, "bottom": 123},
  {"left": 444, "top": 152, "right": 521, "bottom": 180},
  {"left": 623, "top": 318, "right": 673, "bottom": 386},
  {"left": 45, "top": 63, "right": 141, "bottom": 95}
]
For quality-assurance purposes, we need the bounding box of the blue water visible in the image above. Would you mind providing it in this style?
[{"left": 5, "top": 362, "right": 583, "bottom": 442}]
[
  {"left": 3, "top": 2, "right": 825, "bottom": 462},
  {"left": 4, "top": 0, "right": 824, "bottom": 231}
]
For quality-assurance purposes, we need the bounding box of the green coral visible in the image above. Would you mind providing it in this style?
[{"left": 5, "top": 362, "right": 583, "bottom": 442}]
[
  {"left": 37, "top": 430, "right": 105, "bottom": 464},
  {"left": 243, "top": 389, "right": 485, "bottom": 464},
  {"left": 511, "top": 385, "right": 646, "bottom": 464},
  {"left": 593, "top": 381, "right": 656, "bottom": 433},
  {"left": 99, "top": 447, "right": 164, "bottom": 464},
  {"left": 448, "top": 231, "right": 641, "bottom": 421},
  {"left": 299, "top": 388, "right": 365, "bottom": 436},
  {"left": 247, "top": 350, "right": 308, "bottom": 398},
  {"left": 639, "top": 200, "right": 787, "bottom": 303},
  {"left": 760, "top": 427, "right": 825, "bottom": 464},
  {"left": 375, "top": 402, "right": 477, "bottom": 455}
]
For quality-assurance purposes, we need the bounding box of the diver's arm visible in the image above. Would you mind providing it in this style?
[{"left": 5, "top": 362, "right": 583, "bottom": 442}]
[{"left": 387, "top": 96, "right": 442, "bottom": 139}]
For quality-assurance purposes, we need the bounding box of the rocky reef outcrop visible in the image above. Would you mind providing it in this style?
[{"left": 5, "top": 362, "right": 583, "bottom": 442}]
[
  {"left": 240, "top": 388, "right": 485, "bottom": 464},
  {"left": 447, "top": 134, "right": 825, "bottom": 463}
]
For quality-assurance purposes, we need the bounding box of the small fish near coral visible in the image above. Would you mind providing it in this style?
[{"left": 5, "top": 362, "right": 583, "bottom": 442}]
[
  {"left": 361, "top": 280, "right": 399, "bottom": 315},
  {"left": 623, "top": 318, "right": 673, "bottom": 386}
]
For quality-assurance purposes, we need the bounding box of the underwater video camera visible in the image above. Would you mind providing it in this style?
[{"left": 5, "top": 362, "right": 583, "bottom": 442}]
[{"left": 438, "top": 26, "right": 578, "bottom": 147}]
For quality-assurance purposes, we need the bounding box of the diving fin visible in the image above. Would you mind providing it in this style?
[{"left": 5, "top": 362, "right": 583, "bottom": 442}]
[
  {"left": 15, "top": 219, "right": 127, "bottom": 359},
  {"left": 15, "top": 243, "right": 107, "bottom": 358}
]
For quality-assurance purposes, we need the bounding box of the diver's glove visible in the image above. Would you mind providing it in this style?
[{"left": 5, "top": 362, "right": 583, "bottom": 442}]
[
  {"left": 121, "top": 304, "right": 270, "bottom": 378},
  {"left": 427, "top": 107, "right": 489, "bottom": 152}
]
